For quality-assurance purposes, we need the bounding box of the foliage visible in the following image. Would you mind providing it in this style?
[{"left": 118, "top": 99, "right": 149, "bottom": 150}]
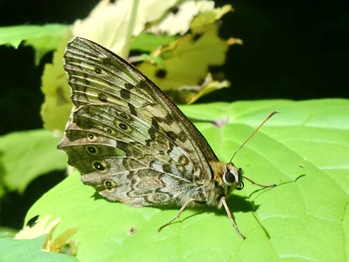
[
  {"left": 26, "top": 99, "right": 349, "bottom": 261},
  {"left": 0, "top": 234, "right": 77, "bottom": 262}
]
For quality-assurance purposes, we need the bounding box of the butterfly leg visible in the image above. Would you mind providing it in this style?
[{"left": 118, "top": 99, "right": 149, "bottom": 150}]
[
  {"left": 158, "top": 198, "right": 198, "bottom": 232},
  {"left": 220, "top": 196, "right": 246, "bottom": 239}
]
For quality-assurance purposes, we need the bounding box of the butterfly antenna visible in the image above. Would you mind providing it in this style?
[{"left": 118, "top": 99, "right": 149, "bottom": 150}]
[{"left": 229, "top": 111, "right": 279, "bottom": 163}]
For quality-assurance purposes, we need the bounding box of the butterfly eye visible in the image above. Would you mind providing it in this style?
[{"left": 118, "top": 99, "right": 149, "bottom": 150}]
[
  {"left": 224, "top": 164, "right": 243, "bottom": 190},
  {"left": 223, "top": 170, "right": 236, "bottom": 185}
]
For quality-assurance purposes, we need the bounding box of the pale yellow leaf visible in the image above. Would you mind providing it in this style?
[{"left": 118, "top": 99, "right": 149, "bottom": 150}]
[
  {"left": 16, "top": 215, "right": 61, "bottom": 240},
  {"left": 73, "top": 0, "right": 178, "bottom": 57},
  {"left": 147, "top": 0, "right": 216, "bottom": 35},
  {"left": 16, "top": 215, "right": 78, "bottom": 254},
  {"left": 40, "top": 31, "right": 73, "bottom": 132},
  {"left": 190, "top": 4, "right": 233, "bottom": 33},
  {"left": 137, "top": 23, "right": 233, "bottom": 102}
]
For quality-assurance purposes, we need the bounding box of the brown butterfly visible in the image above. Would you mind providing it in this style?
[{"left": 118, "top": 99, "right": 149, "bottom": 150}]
[{"left": 58, "top": 36, "right": 276, "bottom": 239}]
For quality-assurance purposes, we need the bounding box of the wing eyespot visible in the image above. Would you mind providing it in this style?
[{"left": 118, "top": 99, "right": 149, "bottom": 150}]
[
  {"left": 98, "top": 93, "right": 108, "bottom": 102},
  {"left": 93, "top": 161, "right": 107, "bottom": 172},
  {"left": 103, "top": 180, "right": 115, "bottom": 191},
  {"left": 85, "top": 146, "right": 98, "bottom": 155},
  {"left": 102, "top": 127, "right": 115, "bottom": 135},
  {"left": 87, "top": 133, "right": 97, "bottom": 141},
  {"left": 119, "top": 123, "right": 127, "bottom": 129}
]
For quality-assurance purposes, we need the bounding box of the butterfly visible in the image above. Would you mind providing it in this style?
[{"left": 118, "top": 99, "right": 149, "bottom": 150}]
[{"left": 58, "top": 36, "right": 276, "bottom": 239}]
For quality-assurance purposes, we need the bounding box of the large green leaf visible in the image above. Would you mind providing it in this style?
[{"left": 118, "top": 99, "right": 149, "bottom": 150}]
[
  {"left": 0, "top": 235, "right": 77, "bottom": 262},
  {"left": 0, "top": 24, "right": 70, "bottom": 65},
  {"left": 0, "top": 129, "right": 67, "bottom": 193},
  {"left": 25, "top": 99, "right": 349, "bottom": 261}
]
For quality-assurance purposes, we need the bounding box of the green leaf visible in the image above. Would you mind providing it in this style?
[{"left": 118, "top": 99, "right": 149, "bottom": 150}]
[
  {"left": 0, "top": 129, "right": 67, "bottom": 193},
  {"left": 0, "top": 235, "right": 77, "bottom": 262},
  {"left": 0, "top": 24, "right": 70, "bottom": 65},
  {"left": 131, "top": 33, "right": 177, "bottom": 52},
  {"left": 25, "top": 99, "right": 348, "bottom": 261}
]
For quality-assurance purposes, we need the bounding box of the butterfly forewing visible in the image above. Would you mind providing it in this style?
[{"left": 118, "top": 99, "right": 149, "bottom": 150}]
[{"left": 58, "top": 37, "right": 220, "bottom": 207}]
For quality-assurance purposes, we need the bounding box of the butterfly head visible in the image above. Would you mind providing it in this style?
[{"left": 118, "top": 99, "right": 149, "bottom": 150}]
[
  {"left": 208, "top": 161, "right": 244, "bottom": 203},
  {"left": 223, "top": 162, "right": 244, "bottom": 191}
]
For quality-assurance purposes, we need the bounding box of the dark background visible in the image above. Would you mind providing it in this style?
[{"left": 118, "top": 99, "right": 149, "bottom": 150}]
[
  {"left": 0, "top": 0, "right": 348, "bottom": 229},
  {"left": 1, "top": 0, "right": 349, "bottom": 134}
]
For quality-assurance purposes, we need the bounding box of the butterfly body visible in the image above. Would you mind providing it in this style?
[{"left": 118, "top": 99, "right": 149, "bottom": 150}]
[{"left": 59, "top": 37, "right": 269, "bottom": 238}]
